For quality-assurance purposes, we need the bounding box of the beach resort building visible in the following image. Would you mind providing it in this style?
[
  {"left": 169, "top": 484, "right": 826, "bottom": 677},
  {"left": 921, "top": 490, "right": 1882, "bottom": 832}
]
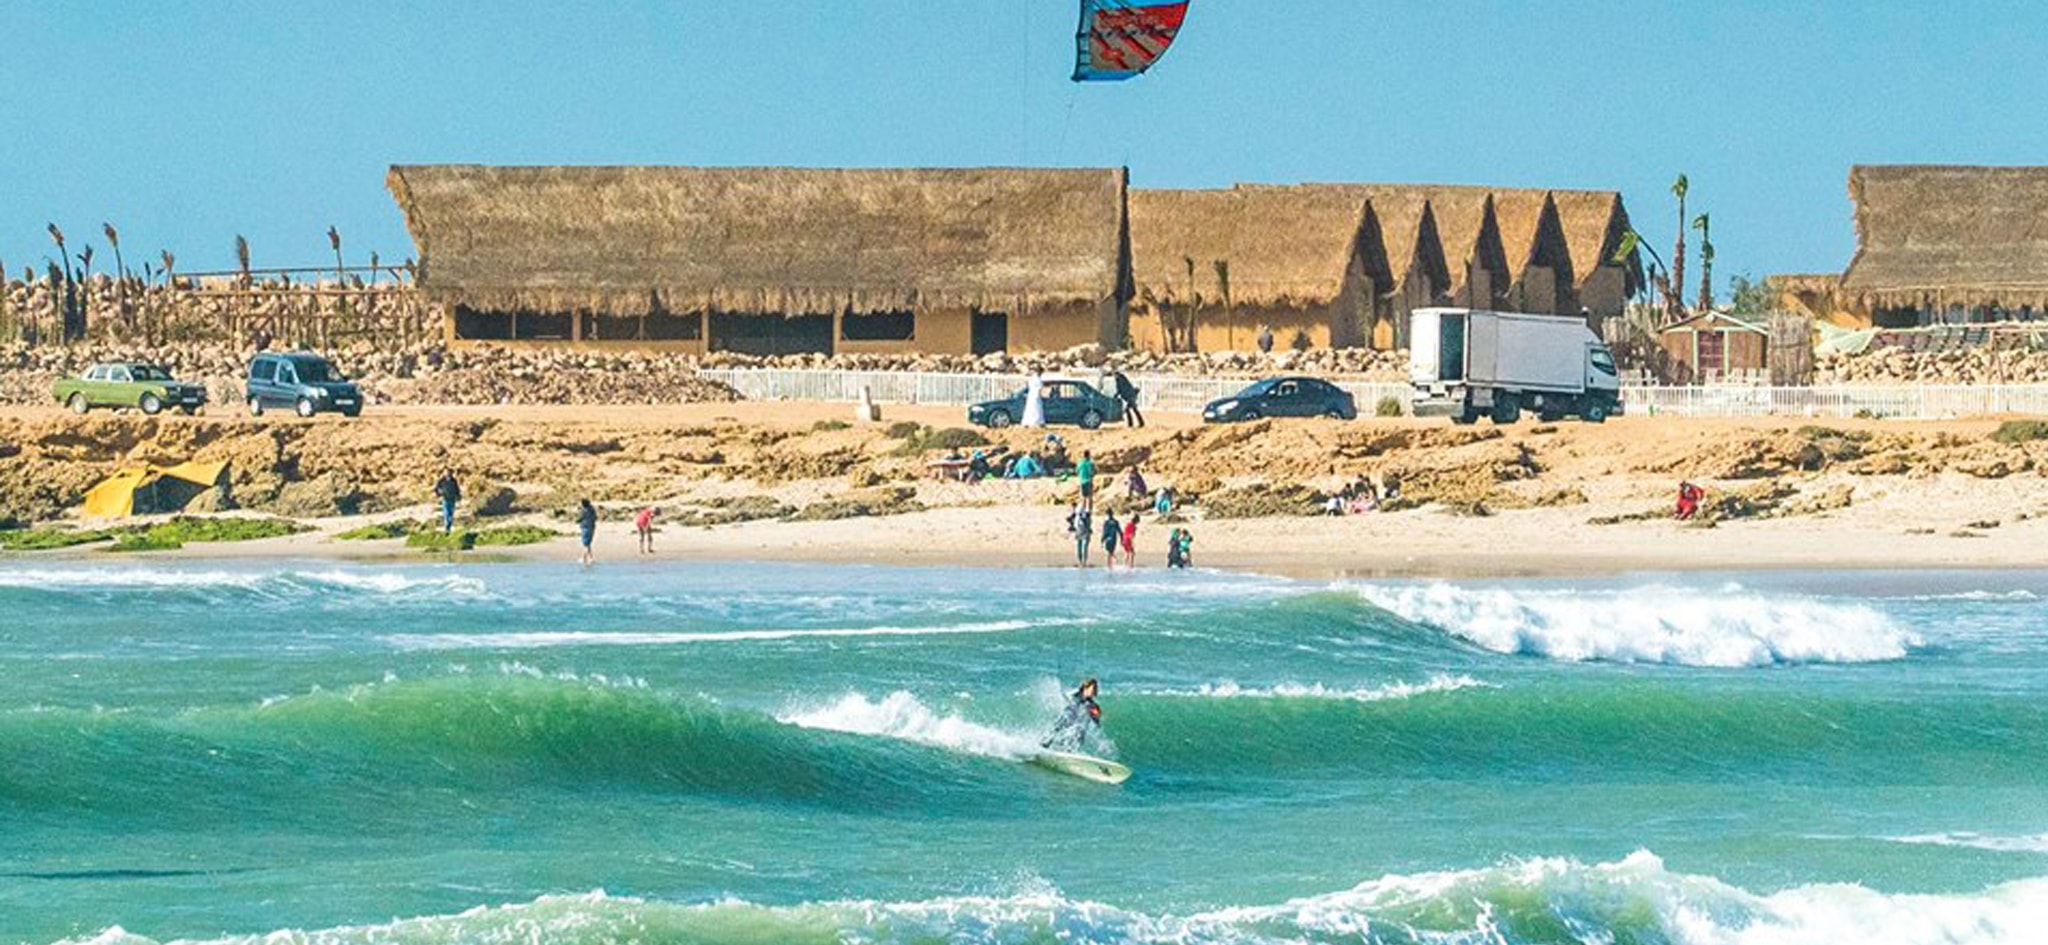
[
  {"left": 386, "top": 165, "right": 1131, "bottom": 356},
  {"left": 1128, "top": 183, "right": 1630, "bottom": 353},
  {"left": 1783, "top": 165, "right": 2048, "bottom": 329},
  {"left": 388, "top": 164, "right": 1635, "bottom": 356}
]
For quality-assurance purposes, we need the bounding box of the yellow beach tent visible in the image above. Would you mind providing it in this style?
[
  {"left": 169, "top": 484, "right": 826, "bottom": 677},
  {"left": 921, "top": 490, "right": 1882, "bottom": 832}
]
[{"left": 81, "top": 461, "right": 229, "bottom": 518}]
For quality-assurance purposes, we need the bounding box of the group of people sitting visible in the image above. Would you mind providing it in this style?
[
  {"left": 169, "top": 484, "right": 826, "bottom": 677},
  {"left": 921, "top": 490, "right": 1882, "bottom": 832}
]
[
  {"left": 1321, "top": 475, "right": 1402, "bottom": 516},
  {"left": 948, "top": 434, "right": 1073, "bottom": 483}
]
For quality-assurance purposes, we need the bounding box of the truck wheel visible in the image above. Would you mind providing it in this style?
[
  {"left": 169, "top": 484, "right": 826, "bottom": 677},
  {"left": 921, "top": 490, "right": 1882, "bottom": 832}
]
[
  {"left": 1583, "top": 400, "right": 1610, "bottom": 424},
  {"left": 247, "top": 396, "right": 264, "bottom": 417},
  {"left": 1079, "top": 409, "right": 1104, "bottom": 430},
  {"left": 139, "top": 393, "right": 163, "bottom": 415},
  {"left": 1490, "top": 393, "right": 1520, "bottom": 425},
  {"left": 986, "top": 408, "right": 1013, "bottom": 428},
  {"left": 295, "top": 397, "right": 317, "bottom": 418}
]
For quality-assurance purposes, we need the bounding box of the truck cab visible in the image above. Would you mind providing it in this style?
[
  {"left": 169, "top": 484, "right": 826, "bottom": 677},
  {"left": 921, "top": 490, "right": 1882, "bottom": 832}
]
[{"left": 1410, "top": 308, "right": 1622, "bottom": 424}]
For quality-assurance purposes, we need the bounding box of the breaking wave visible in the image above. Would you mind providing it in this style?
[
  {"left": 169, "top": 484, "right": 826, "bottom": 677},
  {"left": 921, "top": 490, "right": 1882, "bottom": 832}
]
[
  {"left": 49, "top": 852, "right": 2048, "bottom": 945},
  {"left": 1352, "top": 582, "right": 1921, "bottom": 666},
  {"left": 1884, "top": 832, "right": 2048, "bottom": 855},
  {"left": 383, "top": 620, "right": 1037, "bottom": 650},
  {"left": 1136, "top": 674, "right": 1491, "bottom": 702},
  {"left": 776, "top": 690, "right": 1045, "bottom": 760}
]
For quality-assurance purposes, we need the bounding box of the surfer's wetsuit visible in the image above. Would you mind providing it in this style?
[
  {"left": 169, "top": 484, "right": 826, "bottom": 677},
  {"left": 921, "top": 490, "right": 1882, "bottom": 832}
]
[{"left": 1043, "top": 691, "right": 1102, "bottom": 751}]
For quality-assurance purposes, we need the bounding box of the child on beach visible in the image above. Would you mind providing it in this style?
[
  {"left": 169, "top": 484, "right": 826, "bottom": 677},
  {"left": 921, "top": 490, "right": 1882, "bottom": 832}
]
[
  {"left": 634, "top": 506, "right": 657, "bottom": 554},
  {"left": 1166, "top": 528, "right": 1184, "bottom": 568},
  {"left": 1100, "top": 510, "right": 1121, "bottom": 568},
  {"left": 1121, "top": 512, "right": 1139, "bottom": 567},
  {"left": 1173, "top": 529, "right": 1194, "bottom": 569},
  {"left": 577, "top": 498, "right": 598, "bottom": 567}
]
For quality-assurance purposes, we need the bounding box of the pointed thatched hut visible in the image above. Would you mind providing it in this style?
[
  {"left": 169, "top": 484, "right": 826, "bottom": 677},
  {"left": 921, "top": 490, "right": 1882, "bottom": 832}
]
[
  {"left": 1419, "top": 188, "right": 1512, "bottom": 312},
  {"left": 386, "top": 165, "right": 1131, "bottom": 355},
  {"left": 1841, "top": 165, "right": 2048, "bottom": 327},
  {"left": 1490, "top": 190, "right": 1577, "bottom": 316},
  {"left": 1552, "top": 190, "right": 1643, "bottom": 321},
  {"left": 1125, "top": 185, "right": 1391, "bottom": 353}
]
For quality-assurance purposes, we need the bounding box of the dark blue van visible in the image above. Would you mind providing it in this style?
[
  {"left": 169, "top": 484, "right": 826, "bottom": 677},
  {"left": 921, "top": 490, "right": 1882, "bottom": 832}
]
[{"left": 244, "top": 351, "right": 363, "bottom": 418}]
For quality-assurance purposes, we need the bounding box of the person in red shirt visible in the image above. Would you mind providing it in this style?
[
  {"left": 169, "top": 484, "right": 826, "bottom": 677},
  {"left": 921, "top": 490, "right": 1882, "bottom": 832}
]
[
  {"left": 1121, "top": 512, "right": 1140, "bottom": 568},
  {"left": 1675, "top": 482, "right": 1703, "bottom": 521},
  {"left": 635, "top": 506, "right": 657, "bottom": 554}
]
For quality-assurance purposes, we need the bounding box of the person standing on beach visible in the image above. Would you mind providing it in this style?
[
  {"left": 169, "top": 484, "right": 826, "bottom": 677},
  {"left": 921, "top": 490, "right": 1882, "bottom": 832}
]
[
  {"left": 1256, "top": 324, "right": 1274, "bottom": 354},
  {"left": 1070, "top": 503, "right": 1092, "bottom": 568},
  {"left": 433, "top": 470, "right": 461, "bottom": 534},
  {"left": 1100, "top": 509, "right": 1122, "bottom": 568},
  {"left": 1110, "top": 369, "right": 1144, "bottom": 428},
  {"left": 1121, "top": 512, "right": 1140, "bottom": 568},
  {"left": 1166, "top": 527, "right": 1184, "bottom": 568},
  {"left": 634, "top": 506, "right": 657, "bottom": 554},
  {"left": 577, "top": 498, "right": 598, "bottom": 567},
  {"left": 1022, "top": 371, "right": 1047, "bottom": 428},
  {"left": 1077, "top": 451, "right": 1097, "bottom": 511}
]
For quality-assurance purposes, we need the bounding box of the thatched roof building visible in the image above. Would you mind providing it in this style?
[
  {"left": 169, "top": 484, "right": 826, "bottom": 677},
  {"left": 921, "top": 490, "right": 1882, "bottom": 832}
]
[
  {"left": 1552, "top": 190, "right": 1644, "bottom": 318},
  {"left": 386, "top": 165, "right": 1131, "bottom": 354},
  {"left": 1842, "top": 165, "right": 2048, "bottom": 322},
  {"left": 1488, "top": 190, "right": 1576, "bottom": 314}
]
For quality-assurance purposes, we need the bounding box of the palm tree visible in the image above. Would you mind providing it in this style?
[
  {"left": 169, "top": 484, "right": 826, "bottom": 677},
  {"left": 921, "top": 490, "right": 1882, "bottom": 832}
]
[
  {"left": 1669, "top": 175, "right": 1689, "bottom": 318},
  {"left": 1692, "top": 213, "right": 1714, "bottom": 311}
]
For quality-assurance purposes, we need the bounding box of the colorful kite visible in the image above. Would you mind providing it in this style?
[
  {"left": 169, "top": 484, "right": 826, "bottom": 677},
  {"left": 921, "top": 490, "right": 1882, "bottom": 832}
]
[{"left": 1071, "top": 0, "right": 1190, "bottom": 82}]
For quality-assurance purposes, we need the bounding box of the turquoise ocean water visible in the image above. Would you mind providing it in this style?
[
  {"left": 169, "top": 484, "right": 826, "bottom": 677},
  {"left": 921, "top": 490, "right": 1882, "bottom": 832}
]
[{"left": 2, "top": 560, "right": 2045, "bottom": 943}]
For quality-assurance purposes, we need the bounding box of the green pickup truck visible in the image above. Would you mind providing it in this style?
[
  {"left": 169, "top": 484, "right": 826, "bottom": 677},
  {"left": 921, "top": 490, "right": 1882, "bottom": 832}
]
[{"left": 52, "top": 362, "right": 209, "bottom": 415}]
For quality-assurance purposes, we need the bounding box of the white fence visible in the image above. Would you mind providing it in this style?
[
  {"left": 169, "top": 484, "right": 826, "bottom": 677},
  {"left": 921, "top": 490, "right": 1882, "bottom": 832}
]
[
  {"left": 695, "top": 368, "right": 2048, "bottom": 420},
  {"left": 696, "top": 368, "right": 1411, "bottom": 414}
]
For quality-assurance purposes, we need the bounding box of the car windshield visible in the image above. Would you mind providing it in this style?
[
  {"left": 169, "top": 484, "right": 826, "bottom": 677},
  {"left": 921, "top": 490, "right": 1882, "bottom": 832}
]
[
  {"left": 291, "top": 358, "right": 339, "bottom": 382},
  {"left": 1234, "top": 379, "right": 1281, "bottom": 398},
  {"left": 131, "top": 366, "right": 171, "bottom": 381}
]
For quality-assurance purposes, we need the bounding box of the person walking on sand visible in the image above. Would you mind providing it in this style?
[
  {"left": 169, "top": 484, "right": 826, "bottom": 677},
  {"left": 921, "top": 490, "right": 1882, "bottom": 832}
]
[
  {"left": 577, "top": 498, "right": 598, "bottom": 567},
  {"left": 433, "top": 470, "right": 461, "bottom": 534},
  {"left": 1069, "top": 503, "right": 1093, "bottom": 568},
  {"left": 1077, "top": 451, "right": 1097, "bottom": 510},
  {"left": 1110, "top": 369, "right": 1144, "bottom": 428},
  {"left": 1100, "top": 509, "right": 1122, "bottom": 569},
  {"left": 1121, "top": 512, "right": 1140, "bottom": 568},
  {"left": 1022, "top": 371, "right": 1047, "bottom": 428},
  {"left": 634, "top": 506, "right": 657, "bottom": 554}
]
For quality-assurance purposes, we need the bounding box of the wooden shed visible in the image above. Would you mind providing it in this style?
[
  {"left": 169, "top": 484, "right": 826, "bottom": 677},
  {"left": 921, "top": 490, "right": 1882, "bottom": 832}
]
[{"left": 1658, "top": 311, "right": 1769, "bottom": 384}]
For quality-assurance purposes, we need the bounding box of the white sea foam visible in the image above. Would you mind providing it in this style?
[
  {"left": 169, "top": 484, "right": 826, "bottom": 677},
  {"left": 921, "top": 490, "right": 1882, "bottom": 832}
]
[
  {"left": 48, "top": 854, "right": 2048, "bottom": 945},
  {"left": 1885, "top": 832, "right": 2048, "bottom": 854},
  {"left": 1139, "top": 674, "right": 1491, "bottom": 702},
  {"left": 776, "top": 690, "right": 1043, "bottom": 760},
  {"left": 1352, "top": 583, "right": 1920, "bottom": 667},
  {"left": 383, "top": 620, "right": 1034, "bottom": 651},
  {"left": 0, "top": 566, "right": 484, "bottom": 596},
  {"left": 1889, "top": 590, "right": 2041, "bottom": 603}
]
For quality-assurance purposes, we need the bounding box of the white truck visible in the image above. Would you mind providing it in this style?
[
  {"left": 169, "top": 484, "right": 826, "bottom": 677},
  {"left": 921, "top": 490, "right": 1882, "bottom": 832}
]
[{"left": 1409, "top": 308, "right": 1621, "bottom": 424}]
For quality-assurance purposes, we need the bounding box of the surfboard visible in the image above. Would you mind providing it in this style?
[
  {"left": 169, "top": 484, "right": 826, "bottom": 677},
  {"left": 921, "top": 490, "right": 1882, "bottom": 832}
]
[{"left": 1027, "top": 750, "right": 1132, "bottom": 785}]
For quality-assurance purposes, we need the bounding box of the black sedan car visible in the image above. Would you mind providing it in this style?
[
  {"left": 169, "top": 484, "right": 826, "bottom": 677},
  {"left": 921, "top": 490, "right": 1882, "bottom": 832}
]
[
  {"left": 968, "top": 378, "right": 1124, "bottom": 429},
  {"left": 1202, "top": 376, "right": 1357, "bottom": 423}
]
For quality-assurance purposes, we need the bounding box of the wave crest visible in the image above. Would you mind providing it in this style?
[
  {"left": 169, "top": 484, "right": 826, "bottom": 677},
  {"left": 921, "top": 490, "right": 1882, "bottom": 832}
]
[
  {"left": 776, "top": 691, "right": 1043, "bottom": 760},
  {"left": 1353, "top": 583, "right": 1920, "bottom": 666},
  {"left": 50, "top": 853, "right": 2048, "bottom": 945}
]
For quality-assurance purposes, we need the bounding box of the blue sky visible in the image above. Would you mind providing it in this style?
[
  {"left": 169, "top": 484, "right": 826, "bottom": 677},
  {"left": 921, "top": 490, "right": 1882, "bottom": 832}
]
[{"left": 4, "top": 1, "right": 2043, "bottom": 287}]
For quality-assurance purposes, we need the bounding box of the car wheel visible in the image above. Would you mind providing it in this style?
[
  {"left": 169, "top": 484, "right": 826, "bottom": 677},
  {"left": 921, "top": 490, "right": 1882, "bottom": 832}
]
[
  {"left": 1490, "top": 393, "right": 1520, "bottom": 425},
  {"left": 1324, "top": 406, "right": 1348, "bottom": 420},
  {"left": 247, "top": 396, "right": 264, "bottom": 417},
  {"left": 295, "top": 397, "right": 317, "bottom": 418},
  {"left": 1583, "top": 400, "right": 1610, "bottom": 424},
  {"left": 987, "top": 408, "right": 1013, "bottom": 428},
  {"left": 1241, "top": 409, "right": 1263, "bottom": 422},
  {"left": 1079, "top": 409, "right": 1104, "bottom": 430},
  {"left": 139, "top": 393, "right": 162, "bottom": 415},
  {"left": 341, "top": 406, "right": 362, "bottom": 418},
  {"left": 68, "top": 393, "right": 90, "bottom": 415},
  {"left": 180, "top": 405, "right": 200, "bottom": 416}
]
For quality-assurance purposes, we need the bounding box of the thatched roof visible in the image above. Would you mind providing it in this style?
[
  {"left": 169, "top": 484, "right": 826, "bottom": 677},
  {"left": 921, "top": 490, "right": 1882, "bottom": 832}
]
[
  {"left": 1552, "top": 190, "right": 1643, "bottom": 294},
  {"left": 1128, "top": 189, "right": 1237, "bottom": 305},
  {"left": 1417, "top": 189, "right": 1504, "bottom": 295},
  {"left": 1128, "top": 185, "right": 1386, "bottom": 308},
  {"left": 1843, "top": 165, "right": 2048, "bottom": 308},
  {"left": 387, "top": 165, "right": 1128, "bottom": 316},
  {"left": 1231, "top": 185, "right": 1387, "bottom": 306}
]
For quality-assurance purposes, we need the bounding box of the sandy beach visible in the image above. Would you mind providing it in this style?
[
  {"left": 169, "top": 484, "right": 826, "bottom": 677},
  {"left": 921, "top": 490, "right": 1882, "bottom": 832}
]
[{"left": 7, "top": 402, "right": 2045, "bottom": 577}]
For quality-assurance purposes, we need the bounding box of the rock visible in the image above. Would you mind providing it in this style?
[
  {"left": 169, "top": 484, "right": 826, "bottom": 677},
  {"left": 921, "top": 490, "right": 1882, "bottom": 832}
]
[
  {"left": 269, "top": 472, "right": 366, "bottom": 518},
  {"left": 470, "top": 484, "right": 519, "bottom": 517}
]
